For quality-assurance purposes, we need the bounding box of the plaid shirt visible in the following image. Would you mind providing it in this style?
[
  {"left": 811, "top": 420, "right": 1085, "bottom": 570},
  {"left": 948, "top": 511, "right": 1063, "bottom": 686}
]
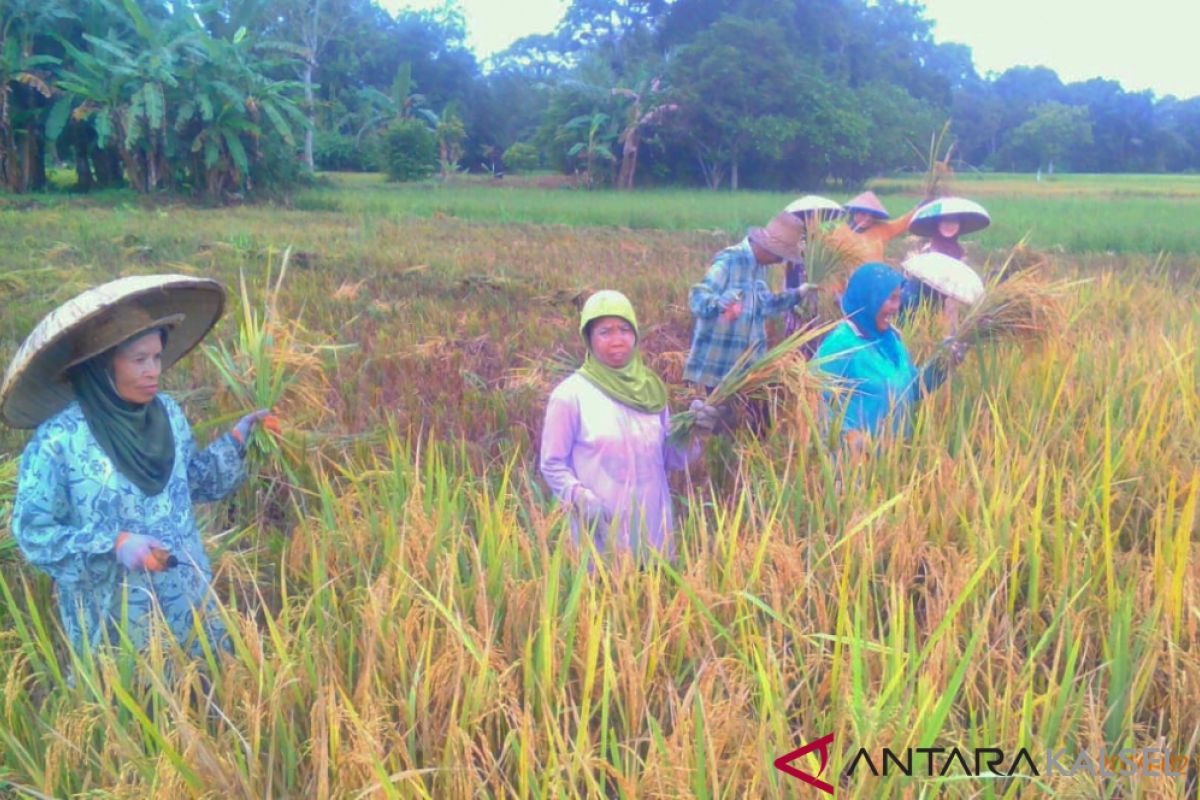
[{"left": 683, "top": 238, "right": 801, "bottom": 388}]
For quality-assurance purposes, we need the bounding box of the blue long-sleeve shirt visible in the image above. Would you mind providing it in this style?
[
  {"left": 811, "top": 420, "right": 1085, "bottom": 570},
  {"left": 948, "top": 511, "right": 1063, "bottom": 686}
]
[
  {"left": 816, "top": 321, "right": 946, "bottom": 438},
  {"left": 12, "top": 393, "right": 246, "bottom": 655}
]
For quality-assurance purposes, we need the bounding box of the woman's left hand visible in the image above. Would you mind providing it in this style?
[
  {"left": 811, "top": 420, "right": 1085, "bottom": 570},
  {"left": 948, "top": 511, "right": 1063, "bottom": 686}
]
[
  {"left": 689, "top": 399, "right": 722, "bottom": 434},
  {"left": 943, "top": 337, "right": 968, "bottom": 367},
  {"left": 232, "top": 409, "right": 271, "bottom": 444}
]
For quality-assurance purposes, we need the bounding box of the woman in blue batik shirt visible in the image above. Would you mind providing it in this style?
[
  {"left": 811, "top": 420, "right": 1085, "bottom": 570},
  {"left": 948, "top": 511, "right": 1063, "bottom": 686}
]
[{"left": 1, "top": 276, "right": 269, "bottom": 658}]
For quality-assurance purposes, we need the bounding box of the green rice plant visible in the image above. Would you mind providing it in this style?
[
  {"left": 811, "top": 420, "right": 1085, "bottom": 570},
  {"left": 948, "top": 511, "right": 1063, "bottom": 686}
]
[{"left": 0, "top": 454, "right": 17, "bottom": 562}]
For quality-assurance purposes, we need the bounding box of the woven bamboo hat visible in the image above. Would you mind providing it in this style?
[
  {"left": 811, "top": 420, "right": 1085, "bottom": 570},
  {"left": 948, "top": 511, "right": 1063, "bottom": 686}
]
[
  {"left": 901, "top": 252, "right": 985, "bottom": 304},
  {"left": 0, "top": 275, "right": 226, "bottom": 428}
]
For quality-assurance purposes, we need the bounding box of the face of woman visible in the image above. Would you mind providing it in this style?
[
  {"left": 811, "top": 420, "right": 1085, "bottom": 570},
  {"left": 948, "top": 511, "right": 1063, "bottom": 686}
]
[
  {"left": 852, "top": 211, "right": 874, "bottom": 229},
  {"left": 937, "top": 217, "right": 961, "bottom": 238},
  {"left": 111, "top": 331, "right": 163, "bottom": 404},
  {"left": 589, "top": 316, "right": 637, "bottom": 369},
  {"left": 875, "top": 288, "right": 902, "bottom": 332}
]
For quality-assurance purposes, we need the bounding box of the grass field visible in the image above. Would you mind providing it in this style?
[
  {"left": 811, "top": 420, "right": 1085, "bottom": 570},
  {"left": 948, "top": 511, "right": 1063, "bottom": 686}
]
[
  {"left": 288, "top": 173, "right": 1200, "bottom": 255},
  {"left": 0, "top": 173, "right": 1198, "bottom": 798}
]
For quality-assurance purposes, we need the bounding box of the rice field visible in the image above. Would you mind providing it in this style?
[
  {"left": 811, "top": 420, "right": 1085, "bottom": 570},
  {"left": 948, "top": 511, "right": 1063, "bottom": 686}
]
[{"left": 0, "top": 173, "right": 1197, "bottom": 798}]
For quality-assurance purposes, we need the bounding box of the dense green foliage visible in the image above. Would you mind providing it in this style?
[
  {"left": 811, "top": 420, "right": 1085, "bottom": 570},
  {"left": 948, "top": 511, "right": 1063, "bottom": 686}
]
[
  {"left": 0, "top": 0, "right": 308, "bottom": 200},
  {"left": 384, "top": 119, "right": 437, "bottom": 182},
  {"left": 2, "top": 0, "right": 1198, "bottom": 201},
  {"left": 502, "top": 142, "right": 540, "bottom": 172}
]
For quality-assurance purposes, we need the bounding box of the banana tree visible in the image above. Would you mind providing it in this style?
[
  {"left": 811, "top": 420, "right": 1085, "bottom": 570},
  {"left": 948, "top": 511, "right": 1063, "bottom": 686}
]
[
  {"left": 0, "top": 0, "right": 68, "bottom": 191},
  {"left": 352, "top": 62, "right": 436, "bottom": 146},
  {"left": 564, "top": 111, "right": 617, "bottom": 187},
  {"left": 434, "top": 104, "right": 466, "bottom": 181},
  {"left": 54, "top": 0, "right": 205, "bottom": 193},
  {"left": 52, "top": 1, "right": 305, "bottom": 200},
  {"left": 611, "top": 75, "right": 677, "bottom": 190},
  {"left": 177, "top": 27, "right": 308, "bottom": 199}
]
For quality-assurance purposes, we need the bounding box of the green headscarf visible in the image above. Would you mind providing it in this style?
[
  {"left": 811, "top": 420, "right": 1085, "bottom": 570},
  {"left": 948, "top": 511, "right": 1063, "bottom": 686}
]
[
  {"left": 68, "top": 335, "right": 176, "bottom": 496},
  {"left": 576, "top": 290, "right": 668, "bottom": 414}
]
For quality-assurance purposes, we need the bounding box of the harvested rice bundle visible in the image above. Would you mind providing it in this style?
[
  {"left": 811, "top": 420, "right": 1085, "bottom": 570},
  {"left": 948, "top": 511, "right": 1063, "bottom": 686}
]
[
  {"left": 804, "top": 226, "right": 872, "bottom": 287},
  {"left": 930, "top": 259, "right": 1070, "bottom": 373},
  {"left": 669, "top": 322, "right": 833, "bottom": 445},
  {"left": 911, "top": 120, "right": 956, "bottom": 200}
]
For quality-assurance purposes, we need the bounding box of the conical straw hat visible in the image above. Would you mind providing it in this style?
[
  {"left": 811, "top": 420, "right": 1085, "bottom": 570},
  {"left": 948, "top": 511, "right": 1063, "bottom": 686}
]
[
  {"left": 908, "top": 196, "right": 991, "bottom": 237},
  {"left": 0, "top": 275, "right": 226, "bottom": 428},
  {"left": 783, "top": 194, "right": 843, "bottom": 217},
  {"left": 901, "top": 252, "right": 985, "bottom": 305},
  {"left": 844, "top": 191, "right": 890, "bottom": 218}
]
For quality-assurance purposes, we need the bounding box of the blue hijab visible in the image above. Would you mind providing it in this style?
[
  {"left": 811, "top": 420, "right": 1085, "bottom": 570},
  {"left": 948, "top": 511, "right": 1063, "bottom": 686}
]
[{"left": 840, "top": 262, "right": 904, "bottom": 363}]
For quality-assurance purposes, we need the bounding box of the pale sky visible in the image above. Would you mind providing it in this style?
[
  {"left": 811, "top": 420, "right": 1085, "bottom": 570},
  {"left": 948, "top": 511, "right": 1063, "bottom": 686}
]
[{"left": 383, "top": 0, "right": 1200, "bottom": 99}]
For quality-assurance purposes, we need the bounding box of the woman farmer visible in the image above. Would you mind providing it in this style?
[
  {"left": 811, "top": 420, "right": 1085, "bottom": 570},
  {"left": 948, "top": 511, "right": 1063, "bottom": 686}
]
[
  {"left": 816, "top": 263, "right": 964, "bottom": 447},
  {"left": 835, "top": 191, "right": 922, "bottom": 263},
  {"left": 541, "top": 290, "right": 719, "bottom": 561},
  {"left": 2, "top": 276, "right": 270, "bottom": 657},
  {"left": 901, "top": 197, "right": 991, "bottom": 319}
]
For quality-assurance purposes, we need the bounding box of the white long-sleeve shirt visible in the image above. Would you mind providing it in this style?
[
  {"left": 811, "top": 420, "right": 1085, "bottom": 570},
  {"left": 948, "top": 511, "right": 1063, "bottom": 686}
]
[{"left": 539, "top": 373, "right": 698, "bottom": 558}]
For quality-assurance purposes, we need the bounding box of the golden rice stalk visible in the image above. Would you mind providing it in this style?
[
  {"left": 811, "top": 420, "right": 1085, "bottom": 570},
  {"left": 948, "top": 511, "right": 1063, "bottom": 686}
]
[
  {"left": 669, "top": 321, "right": 835, "bottom": 445},
  {"left": 804, "top": 226, "right": 872, "bottom": 288},
  {"left": 503, "top": 348, "right": 578, "bottom": 393},
  {"left": 930, "top": 253, "right": 1072, "bottom": 373},
  {"left": 332, "top": 279, "right": 367, "bottom": 301},
  {"left": 909, "top": 119, "right": 956, "bottom": 200}
]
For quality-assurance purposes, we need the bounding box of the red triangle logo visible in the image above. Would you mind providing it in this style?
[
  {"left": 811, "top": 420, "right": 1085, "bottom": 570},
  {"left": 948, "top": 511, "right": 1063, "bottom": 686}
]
[{"left": 774, "top": 732, "right": 836, "bottom": 795}]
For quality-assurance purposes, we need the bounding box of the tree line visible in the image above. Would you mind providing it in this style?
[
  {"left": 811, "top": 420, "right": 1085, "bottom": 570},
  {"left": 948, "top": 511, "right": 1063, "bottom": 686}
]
[{"left": 2, "top": 0, "right": 1198, "bottom": 200}]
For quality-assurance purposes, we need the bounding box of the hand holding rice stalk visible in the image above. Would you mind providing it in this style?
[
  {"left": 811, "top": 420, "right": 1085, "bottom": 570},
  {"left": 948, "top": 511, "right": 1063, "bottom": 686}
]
[
  {"left": 930, "top": 251, "right": 1072, "bottom": 374},
  {"left": 802, "top": 227, "right": 872, "bottom": 320},
  {"left": 200, "top": 247, "right": 333, "bottom": 456},
  {"left": 669, "top": 321, "right": 834, "bottom": 445}
]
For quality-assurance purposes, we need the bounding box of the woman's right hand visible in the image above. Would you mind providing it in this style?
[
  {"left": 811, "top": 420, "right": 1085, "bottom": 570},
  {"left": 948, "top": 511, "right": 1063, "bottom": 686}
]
[
  {"left": 115, "top": 532, "right": 169, "bottom": 572},
  {"left": 571, "top": 487, "right": 610, "bottom": 525}
]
